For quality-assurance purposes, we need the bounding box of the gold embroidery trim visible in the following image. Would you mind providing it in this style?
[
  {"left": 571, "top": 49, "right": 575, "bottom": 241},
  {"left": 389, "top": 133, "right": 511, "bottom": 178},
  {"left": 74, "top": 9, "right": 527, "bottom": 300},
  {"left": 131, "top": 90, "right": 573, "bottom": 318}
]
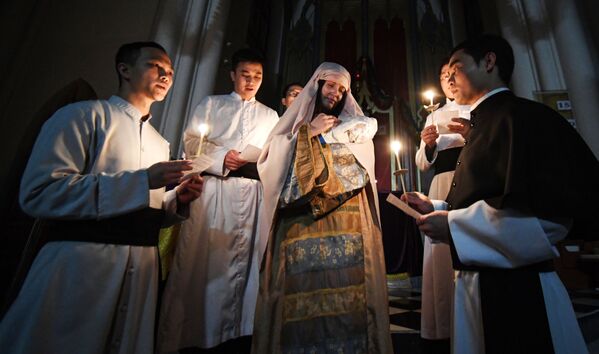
[{"left": 283, "top": 284, "right": 366, "bottom": 323}]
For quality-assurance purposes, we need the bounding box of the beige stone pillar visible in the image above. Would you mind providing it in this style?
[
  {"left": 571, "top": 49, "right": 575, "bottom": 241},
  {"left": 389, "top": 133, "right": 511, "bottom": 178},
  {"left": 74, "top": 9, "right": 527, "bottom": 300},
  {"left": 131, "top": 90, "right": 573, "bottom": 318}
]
[
  {"left": 544, "top": 0, "right": 599, "bottom": 158},
  {"left": 150, "top": 0, "right": 232, "bottom": 156}
]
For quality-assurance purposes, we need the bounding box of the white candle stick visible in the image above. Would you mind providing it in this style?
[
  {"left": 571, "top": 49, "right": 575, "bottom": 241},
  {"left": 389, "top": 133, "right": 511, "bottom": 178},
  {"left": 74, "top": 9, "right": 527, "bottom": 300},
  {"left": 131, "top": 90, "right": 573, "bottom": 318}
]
[
  {"left": 423, "top": 90, "right": 438, "bottom": 126},
  {"left": 391, "top": 140, "right": 408, "bottom": 194},
  {"left": 196, "top": 123, "right": 209, "bottom": 156}
]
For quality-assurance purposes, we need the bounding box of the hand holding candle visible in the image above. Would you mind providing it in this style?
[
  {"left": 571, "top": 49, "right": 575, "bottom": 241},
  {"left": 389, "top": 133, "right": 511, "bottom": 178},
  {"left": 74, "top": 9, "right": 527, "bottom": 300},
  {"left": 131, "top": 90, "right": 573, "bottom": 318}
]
[
  {"left": 196, "top": 123, "right": 209, "bottom": 156},
  {"left": 391, "top": 140, "right": 408, "bottom": 195}
]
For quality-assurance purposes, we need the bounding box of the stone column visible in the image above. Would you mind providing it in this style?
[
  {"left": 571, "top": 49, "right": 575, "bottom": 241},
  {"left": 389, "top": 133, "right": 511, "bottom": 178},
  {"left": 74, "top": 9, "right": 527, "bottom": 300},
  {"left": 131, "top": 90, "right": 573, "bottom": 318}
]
[
  {"left": 494, "top": 0, "right": 540, "bottom": 100},
  {"left": 544, "top": 0, "right": 599, "bottom": 158},
  {"left": 150, "top": 0, "right": 232, "bottom": 156},
  {"left": 520, "top": 0, "right": 565, "bottom": 91}
]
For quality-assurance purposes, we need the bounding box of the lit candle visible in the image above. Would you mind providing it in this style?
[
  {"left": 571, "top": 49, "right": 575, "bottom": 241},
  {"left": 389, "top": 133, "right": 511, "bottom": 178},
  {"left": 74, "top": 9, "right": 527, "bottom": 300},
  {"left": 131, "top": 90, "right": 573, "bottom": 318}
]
[
  {"left": 196, "top": 123, "right": 209, "bottom": 156},
  {"left": 423, "top": 90, "right": 439, "bottom": 126},
  {"left": 424, "top": 90, "right": 435, "bottom": 107},
  {"left": 391, "top": 140, "right": 402, "bottom": 169},
  {"left": 391, "top": 140, "right": 408, "bottom": 194}
]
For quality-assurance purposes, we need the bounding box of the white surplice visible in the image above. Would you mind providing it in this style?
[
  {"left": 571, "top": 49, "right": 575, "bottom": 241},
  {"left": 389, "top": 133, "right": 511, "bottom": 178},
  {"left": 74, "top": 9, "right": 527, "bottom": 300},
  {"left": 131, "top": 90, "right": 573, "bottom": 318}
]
[
  {"left": 158, "top": 92, "right": 278, "bottom": 351},
  {"left": 415, "top": 99, "right": 469, "bottom": 340},
  {"left": 430, "top": 200, "right": 588, "bottom": 354},
  {"left": 0, "top": 96, "right": 183, "bottom": 354}
]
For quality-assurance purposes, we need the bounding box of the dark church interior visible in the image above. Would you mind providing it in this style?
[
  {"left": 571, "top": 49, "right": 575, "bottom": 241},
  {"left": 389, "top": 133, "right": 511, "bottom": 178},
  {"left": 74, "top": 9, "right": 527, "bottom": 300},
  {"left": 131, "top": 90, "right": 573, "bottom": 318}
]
[{"left": 1, "top": 0, "right": 598, "bottom": 353}]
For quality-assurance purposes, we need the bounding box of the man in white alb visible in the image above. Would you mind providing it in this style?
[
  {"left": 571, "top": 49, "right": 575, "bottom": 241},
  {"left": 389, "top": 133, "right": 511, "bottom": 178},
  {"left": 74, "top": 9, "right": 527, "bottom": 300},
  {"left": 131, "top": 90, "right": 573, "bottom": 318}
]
[
  {"left": 415, "top": 58, "right": 469, "bottom": 354},
  {"left": 0, "top": 42, "right": 203, "bottom": 354},
  {"left": 158, "top": 48, "right": 279, "bottom": 354}
]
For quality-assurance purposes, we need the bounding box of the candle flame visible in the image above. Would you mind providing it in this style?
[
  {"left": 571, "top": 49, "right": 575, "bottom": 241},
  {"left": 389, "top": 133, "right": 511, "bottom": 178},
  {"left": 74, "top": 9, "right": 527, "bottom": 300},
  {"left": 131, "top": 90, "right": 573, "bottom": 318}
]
[
  {"left": 423, "top": 90, "right": 435, "bottom": 101},
  {"left": 198, "top": 123, "right": 209, "bottom": 136},
  {"left": 391, "top": 140, "right": 401, "bottom": 154}
]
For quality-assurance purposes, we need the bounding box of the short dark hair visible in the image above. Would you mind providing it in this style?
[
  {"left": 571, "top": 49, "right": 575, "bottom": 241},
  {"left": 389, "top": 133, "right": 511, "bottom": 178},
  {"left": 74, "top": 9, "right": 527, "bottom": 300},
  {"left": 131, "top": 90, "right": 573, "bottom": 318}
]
[
  {"left": 231, "top": 48, "right": 264, "bottom": 72},
  {"left": 438, "top": 56, "right": 450, "bottom": 75},
  {"left": 282, "top": 82, "right": 303, "bottom": 98},
  {"left": 450, "top": 34, "right": 514, "bottom": 84},
  {"left": 314, "top": 79, "right": 347, "bottom": 117},
  {"left": 115, "top": 41, "right": 167, "bottom": 86}
]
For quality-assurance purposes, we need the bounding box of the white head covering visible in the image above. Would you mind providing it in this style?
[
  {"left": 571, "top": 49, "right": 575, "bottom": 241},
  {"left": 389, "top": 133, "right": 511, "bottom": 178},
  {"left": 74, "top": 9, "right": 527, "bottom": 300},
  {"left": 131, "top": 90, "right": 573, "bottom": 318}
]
[{"left": 279, "top": 62, "right": 365, "bottom": 135}]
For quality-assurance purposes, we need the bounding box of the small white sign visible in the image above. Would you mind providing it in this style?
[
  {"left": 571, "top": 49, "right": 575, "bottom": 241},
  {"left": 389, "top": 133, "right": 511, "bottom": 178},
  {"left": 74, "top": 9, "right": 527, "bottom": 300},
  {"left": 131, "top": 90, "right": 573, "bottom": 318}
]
[{"left": 556, "top": 100, "right": 571, "bottom": 111}]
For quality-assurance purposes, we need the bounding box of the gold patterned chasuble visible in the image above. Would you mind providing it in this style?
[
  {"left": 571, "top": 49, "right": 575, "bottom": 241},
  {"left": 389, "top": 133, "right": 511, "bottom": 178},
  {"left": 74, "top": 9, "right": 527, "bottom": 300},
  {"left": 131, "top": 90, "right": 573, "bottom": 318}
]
[{"left": 253, "top": 125, "right": 392, "bottom": 354}]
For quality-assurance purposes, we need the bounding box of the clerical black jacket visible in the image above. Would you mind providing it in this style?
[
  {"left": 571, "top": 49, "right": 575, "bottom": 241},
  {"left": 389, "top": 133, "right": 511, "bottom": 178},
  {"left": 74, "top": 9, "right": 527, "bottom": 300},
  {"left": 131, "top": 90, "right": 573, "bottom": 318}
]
[
  {"left": 444, "top": 90, "right": 598, "bottom": 354},
  {"left": 446, "top": 90, "right": 598, "bottom": 240}
]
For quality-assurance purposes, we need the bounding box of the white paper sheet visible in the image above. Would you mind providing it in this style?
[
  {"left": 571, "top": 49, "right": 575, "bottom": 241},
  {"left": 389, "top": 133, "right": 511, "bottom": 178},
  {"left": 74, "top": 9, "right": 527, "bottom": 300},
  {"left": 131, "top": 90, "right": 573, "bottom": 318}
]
[
  {"left": 182, "top": 154, "right": 215, "bottom": 177},
  {"left": 386, "top": 193, "right": 423, "bottom": 219},
  {"left": 238, "top": 144, "right": 262, "bottom": 163},
  {"left": 432, "top": 110, "right": 470, "bottom": 134}
]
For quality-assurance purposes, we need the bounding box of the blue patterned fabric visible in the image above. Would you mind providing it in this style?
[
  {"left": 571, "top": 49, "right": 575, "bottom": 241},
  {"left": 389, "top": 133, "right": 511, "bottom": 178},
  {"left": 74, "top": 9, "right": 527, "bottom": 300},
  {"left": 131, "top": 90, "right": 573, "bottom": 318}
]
[{"left": 285, "top": 234, "right": 364, "bottom": 275}]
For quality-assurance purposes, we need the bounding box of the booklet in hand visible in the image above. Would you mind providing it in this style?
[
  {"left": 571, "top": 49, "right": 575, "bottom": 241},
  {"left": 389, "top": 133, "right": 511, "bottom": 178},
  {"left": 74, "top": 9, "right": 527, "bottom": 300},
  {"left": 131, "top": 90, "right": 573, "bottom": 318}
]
[{"left": 386, "top": 193, "right": 422, "bottom": 219}]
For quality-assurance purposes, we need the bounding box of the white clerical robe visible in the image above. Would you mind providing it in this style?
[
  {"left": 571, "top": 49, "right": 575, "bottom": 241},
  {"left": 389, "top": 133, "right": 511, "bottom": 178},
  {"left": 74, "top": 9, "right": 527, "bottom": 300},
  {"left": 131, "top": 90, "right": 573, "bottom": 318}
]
[
  {"left": 415, "top": 99, "right": 469, "bottom": 340},
  {"left": 158, "top": 92, "right": 278, "bottom": 351},
  {"left": 431, "top": 200, "right": 588, "bottom": 354},
  {"left": 0, "top": 96, "right": 183, "bottom": 354}
]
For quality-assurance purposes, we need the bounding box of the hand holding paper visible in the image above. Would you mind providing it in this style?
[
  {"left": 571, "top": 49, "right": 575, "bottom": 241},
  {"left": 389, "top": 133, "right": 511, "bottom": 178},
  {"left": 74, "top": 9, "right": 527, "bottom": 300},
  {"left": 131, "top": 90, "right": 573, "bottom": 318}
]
[
  {"left": 386, "top": 194, "right": 422, "bottom": 219},
  {"left": 416, "top": 210, "right": 450, "bottom": 243},
  {"left": 181, "top": 154, "right": 215, "bottom": 181},
  {"left": 387, "top": 191, "right": 436, "bottom": 217},
  {"left": 432, "top": 110, "right": 470, "bottom": 134},
  {"left": 447, "top": 117, "right": 471, "bottom": 139},
  {"left": 432, "top": 110, "right": 456, "bottom": 134},
  {"left": 387, "top": 192, "right": 450, "bottom": 243}
]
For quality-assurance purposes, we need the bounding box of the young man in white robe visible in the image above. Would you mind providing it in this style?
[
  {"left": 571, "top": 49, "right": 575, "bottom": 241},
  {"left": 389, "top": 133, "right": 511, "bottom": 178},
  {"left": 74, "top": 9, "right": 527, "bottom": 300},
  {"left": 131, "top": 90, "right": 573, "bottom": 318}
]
[
  {"left": 404, "top": 34, "right": 596, "bottom": 354},
  {"left": 415, "top": 58, "right": 470, "bottom": 354},
  {"left": 0, "top": 42, "right": 203, "bottom": 354},
  {"left": 157, "top": 48, "right": 279, "bottom": 353}
]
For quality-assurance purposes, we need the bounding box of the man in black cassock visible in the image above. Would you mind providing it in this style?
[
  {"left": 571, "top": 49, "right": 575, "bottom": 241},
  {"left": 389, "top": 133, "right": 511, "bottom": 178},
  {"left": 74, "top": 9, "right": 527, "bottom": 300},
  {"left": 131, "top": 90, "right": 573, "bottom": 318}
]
[{"left": 403, "top": 34, "right": 598, "bottom": 354}]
